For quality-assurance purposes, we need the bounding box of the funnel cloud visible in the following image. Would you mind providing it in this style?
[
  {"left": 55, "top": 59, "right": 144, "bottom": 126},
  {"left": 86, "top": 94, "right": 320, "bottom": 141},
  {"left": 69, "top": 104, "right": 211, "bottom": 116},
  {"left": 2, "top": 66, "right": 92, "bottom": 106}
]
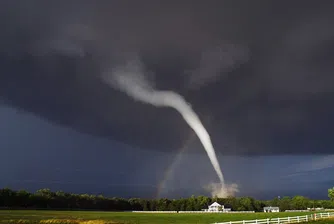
[
  {"left": 1, "top": 0, "right": 334, "bottom": 157},
  {"left": 2, "top": 0, "right": 334, "bottom": 200},
  {"left": 102, "top": 56, "right": 239, "bottom": 196}
]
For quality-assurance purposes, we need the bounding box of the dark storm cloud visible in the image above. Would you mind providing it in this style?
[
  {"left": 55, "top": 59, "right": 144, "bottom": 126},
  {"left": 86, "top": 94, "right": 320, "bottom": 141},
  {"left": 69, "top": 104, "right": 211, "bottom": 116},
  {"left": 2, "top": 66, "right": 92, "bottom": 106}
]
[{"left": 1, "top": 0, "right": 334, "bottom": 155}]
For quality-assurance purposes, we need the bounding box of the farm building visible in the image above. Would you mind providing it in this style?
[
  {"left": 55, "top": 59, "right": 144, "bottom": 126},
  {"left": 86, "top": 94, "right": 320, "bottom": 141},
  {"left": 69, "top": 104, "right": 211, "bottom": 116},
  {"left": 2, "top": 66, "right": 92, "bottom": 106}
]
[
  {"left": 202, "top": 202, "right": 231, "bottom": 212},
  {"left": 263, "top": 206, "right": 280, "bottom": 212},
  {"left": 208, "top": 202, "right": 222, "bottom": 212}
]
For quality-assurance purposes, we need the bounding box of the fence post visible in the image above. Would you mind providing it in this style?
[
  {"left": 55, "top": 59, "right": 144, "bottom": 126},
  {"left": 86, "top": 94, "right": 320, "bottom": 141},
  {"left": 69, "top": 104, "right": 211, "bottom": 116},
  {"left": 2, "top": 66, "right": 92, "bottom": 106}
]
[
  {"left": 328, "top": 212, "right": 330, "bottom": 217},
  {"left": 297, "top": 216, "right": 300, "bottom": 223},
  {"left": 288, "top": 217, "right": 290, "bottom": 223},
  {"left": 255, "top": 219, "right": 258, "bottom": 224},
  {"left": 314, "top": 213, "right": 317, "bottom": 221},
  {"left": 230, "top": 221, "right": 232, "bottom": 224},
  {"left": 267, "top": 218, "right": 269, "bottom": 224},
  {"left": 305, "top": 215, "right": 308, "bottom": 222},
  {"left": 278, "top": 217, "right": 280, "bottom": 224},
  {"left": 243, "top": 220, "right": 245, "bottom": 224}
]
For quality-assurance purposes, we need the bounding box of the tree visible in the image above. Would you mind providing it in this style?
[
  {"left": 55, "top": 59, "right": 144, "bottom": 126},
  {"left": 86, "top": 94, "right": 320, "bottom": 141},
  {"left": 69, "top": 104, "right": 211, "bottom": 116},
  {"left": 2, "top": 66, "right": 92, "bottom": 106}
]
[
  {"left": 128, "top": 198, "right": 143, "bottom": 211},
  {"left": 328, "top": 187, "right": 334, "bottom": 201},
  {"left": 291, "top": 196, "right": 309, "bottom": 210},
  {"left": 278, "top": 196, "right": 292, "bottom": 211},
  {"left": 1, "top": 186, "right": 334, "bottom": 211},
  {"left": 238, "top": 197, "right": 253, "bottom": 211},
  {"left": 156, "top": 198, "right": 170, "bottom": 211},
  {"left": 0, "top": 187, "right": 16, "bottom": 207},
  {"left": 197, "top": 195, "right": 210, "bottom": 211},
  {"left": 16, "top": 190, "right": 31, "bottom": 207}
]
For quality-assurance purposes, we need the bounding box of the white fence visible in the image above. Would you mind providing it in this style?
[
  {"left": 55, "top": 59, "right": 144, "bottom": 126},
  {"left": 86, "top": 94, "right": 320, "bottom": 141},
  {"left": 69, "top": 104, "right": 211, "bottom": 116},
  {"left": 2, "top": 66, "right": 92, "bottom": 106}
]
[
  {"left": 214, "top": 212, "right": 334, "bottom": 224},
  {"left": 132, "top": 210, "right": 254, "bottom": 214},
  {"left": 227, "top": 211, "right": 256, "bottom": 213},
  {"left": 178, "top": 211, "right": 254, "bottom": 214},
  {"left": 285, "top": 210, "right": 308, "bottom": 212},
  {"left": 179, "top": 211, "right": 215, "bottom": 213},
  {"left": 325, "top": 209, "right": 334, "bottom": 211}
]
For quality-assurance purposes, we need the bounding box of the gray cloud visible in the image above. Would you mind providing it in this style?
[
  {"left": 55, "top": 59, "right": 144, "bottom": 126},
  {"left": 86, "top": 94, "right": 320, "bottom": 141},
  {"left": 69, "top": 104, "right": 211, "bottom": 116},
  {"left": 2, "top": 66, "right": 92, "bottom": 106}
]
[
  {"left": 292, "top": 155, "right": 334, "bottom": 174},
  {"left": 186, "top": 44, "right": 249, "bottom": 90},
  {"left": 1, "top": 0, "right": 334, "bottom": 156}
]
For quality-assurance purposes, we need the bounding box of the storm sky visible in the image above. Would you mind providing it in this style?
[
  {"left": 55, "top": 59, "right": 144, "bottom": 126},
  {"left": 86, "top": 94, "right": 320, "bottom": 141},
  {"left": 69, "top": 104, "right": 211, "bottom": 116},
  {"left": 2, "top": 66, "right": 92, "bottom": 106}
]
[{"left": 1, "top": 0, "right": 334, "bottom": 199}]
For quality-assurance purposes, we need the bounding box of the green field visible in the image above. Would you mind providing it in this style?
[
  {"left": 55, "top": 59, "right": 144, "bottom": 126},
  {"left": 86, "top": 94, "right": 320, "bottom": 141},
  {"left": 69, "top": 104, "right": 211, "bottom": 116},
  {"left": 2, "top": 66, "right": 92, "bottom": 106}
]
[
  {"left": 310, "top": 220, "right": 334, "bottom": 224},
  {"left": 0, "top": 210, "right": 327, "bottom": 224}
]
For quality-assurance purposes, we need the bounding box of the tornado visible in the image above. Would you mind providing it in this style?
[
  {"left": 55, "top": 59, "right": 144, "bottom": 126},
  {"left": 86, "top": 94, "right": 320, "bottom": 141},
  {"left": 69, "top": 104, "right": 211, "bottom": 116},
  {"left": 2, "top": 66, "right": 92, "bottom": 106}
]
[{"left": 103, "top": 58, "right": 226, "bottom": 187}]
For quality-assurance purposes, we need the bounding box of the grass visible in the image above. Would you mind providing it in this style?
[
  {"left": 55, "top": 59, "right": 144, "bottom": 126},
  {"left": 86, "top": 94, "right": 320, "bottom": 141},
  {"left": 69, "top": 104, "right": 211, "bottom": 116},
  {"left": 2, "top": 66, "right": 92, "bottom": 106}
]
[
  {"left": 306, "top": 220, "right": 334, "bottom": 224},
  {"left": 0, "top": 210, "right": 320, "bottom": 224}
]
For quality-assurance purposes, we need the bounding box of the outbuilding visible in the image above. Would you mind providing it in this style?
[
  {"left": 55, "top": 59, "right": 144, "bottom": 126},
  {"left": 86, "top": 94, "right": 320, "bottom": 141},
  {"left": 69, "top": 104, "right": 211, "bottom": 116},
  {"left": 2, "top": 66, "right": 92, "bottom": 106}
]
[{"left": 263, "top": 206, "right": 280, "bottom": 212}]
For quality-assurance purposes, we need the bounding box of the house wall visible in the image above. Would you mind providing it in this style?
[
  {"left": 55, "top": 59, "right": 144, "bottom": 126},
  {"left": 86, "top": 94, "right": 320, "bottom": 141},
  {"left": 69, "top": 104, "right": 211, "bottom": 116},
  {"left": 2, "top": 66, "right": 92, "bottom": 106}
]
[
  {"left": 264, "top": 209, "right": 280, "bottom": 213},
  {"left": 208, "top": 207, "right": 219, "bottom": 212}
]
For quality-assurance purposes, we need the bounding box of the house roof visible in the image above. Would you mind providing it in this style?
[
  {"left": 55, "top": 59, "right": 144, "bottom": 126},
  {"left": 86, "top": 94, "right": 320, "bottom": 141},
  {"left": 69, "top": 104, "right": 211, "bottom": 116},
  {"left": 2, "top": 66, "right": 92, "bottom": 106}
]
[{"left": 209, "top": 202, "right": 222, "bottom": 207}]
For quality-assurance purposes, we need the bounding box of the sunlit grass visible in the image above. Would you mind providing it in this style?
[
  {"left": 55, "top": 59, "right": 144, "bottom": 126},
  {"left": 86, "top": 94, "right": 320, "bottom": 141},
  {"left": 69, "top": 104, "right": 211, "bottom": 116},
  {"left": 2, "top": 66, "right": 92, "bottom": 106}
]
[
  {"left": 2, "top": 219, "right": 119, "bottom": 224},
  {"left": 0, "top": 210, "right": 321, "bottom": 224}
]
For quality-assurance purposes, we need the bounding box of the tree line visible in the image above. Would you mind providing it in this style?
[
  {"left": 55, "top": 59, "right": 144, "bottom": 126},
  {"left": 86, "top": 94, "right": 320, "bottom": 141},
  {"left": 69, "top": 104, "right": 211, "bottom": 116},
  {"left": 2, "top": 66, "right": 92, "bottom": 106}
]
[{"left": 0, "top": 187, "right": 334, "bottom": 212}]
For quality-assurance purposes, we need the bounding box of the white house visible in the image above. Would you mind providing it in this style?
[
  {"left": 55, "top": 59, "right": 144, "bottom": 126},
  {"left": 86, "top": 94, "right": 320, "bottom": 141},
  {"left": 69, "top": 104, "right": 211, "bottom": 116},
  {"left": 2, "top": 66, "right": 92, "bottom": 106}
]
[
  {"left": 208, "top": 202, "right": 222, "bottom": 212},
  {"left": 263, "top": 206, "right": 280, "bottom": 213},
  {"left": 201, "top": 202, "right": 231, "bottom": 212}
]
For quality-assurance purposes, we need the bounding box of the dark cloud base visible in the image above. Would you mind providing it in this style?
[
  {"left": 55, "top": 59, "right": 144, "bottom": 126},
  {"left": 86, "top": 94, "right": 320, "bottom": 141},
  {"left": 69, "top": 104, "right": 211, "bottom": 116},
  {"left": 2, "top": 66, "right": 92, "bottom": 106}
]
[{"left": 1, "top": 0, "right": 334, "bottom": 155}]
